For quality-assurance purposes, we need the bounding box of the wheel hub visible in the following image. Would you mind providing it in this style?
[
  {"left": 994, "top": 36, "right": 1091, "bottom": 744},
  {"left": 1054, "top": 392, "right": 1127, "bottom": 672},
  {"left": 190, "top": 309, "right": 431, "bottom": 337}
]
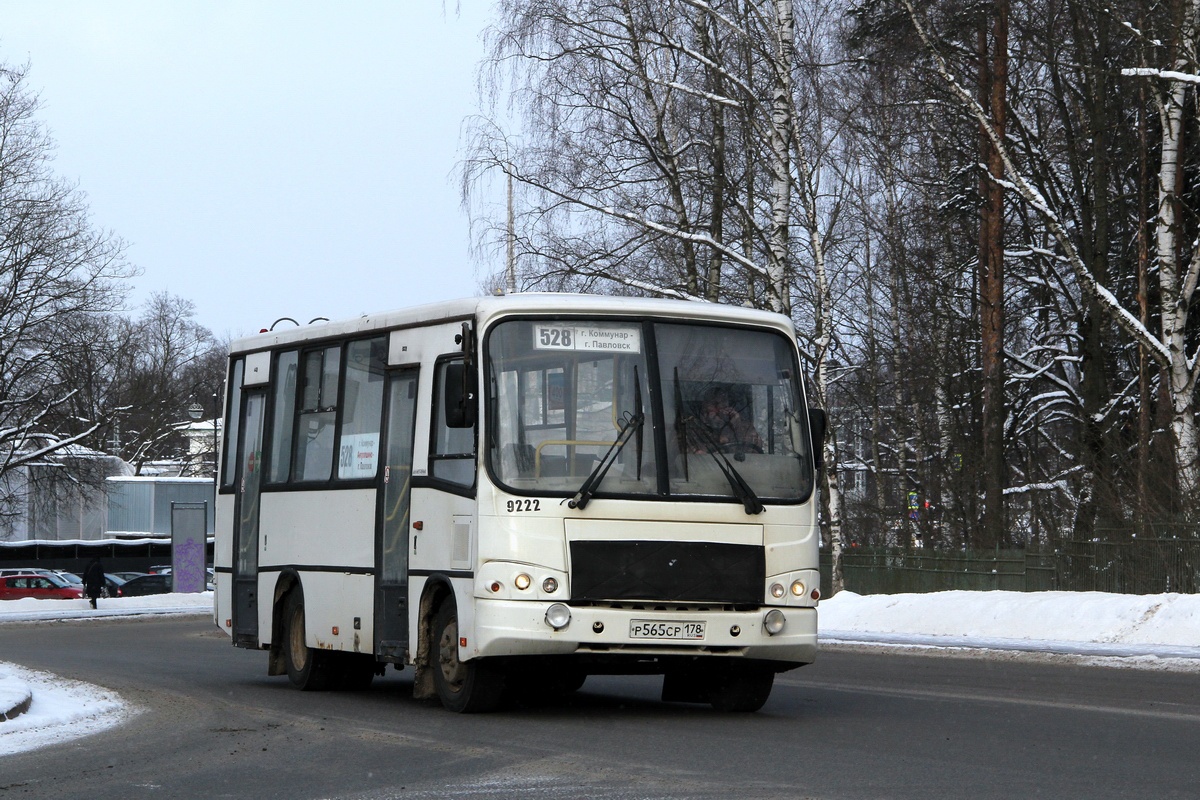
[{"left": 438, "top": 615, "right": 465, "bottom": 692}]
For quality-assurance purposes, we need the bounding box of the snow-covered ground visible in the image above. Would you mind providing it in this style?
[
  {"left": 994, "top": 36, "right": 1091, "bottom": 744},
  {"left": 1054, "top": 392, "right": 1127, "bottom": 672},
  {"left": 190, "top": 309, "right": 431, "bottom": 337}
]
[
  {"left": 0, "top": 592, "right": 213, "bottom": 624},
  {"left": 0, "top": 661, "right": 131, "bottom": 756},
  {"left": 1, "top": 594, "right": 212, "bottom": 758},
  {"left": 0, "top": 592, "right": 212, "bottom": 756},
  {"left": 821, "top": 590, "right": 1200, "bottom": 665},
  {"left": 1, "top": 590, "right": 1198, "bottom": 757}
]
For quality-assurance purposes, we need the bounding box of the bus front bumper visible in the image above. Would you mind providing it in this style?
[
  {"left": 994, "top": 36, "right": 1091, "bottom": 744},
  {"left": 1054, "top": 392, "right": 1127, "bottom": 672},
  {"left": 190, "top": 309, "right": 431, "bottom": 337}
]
[{"left": 467, "top": 600, "right": 817, "bottom": 665}]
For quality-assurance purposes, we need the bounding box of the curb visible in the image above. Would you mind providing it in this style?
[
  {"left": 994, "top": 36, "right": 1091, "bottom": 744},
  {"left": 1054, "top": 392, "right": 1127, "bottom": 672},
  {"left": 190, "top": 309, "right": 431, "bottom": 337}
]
[
  {"left": 0, "top": 604, "right": 211, "bottom": 624},
  {"left": 0, "top": 674, "right": 33, "bottom": 722}
]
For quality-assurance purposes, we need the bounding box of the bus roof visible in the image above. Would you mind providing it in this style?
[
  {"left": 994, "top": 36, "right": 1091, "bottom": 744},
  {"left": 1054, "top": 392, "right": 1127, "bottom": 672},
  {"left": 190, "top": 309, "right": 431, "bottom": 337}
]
[{"left": 228, "top": 293, "right": 797, "bottom": 355}]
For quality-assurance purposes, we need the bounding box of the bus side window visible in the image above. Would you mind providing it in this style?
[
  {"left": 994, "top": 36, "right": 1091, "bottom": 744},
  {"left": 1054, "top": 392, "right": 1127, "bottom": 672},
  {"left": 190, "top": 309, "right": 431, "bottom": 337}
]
[
  {"left": 221, "top": 359, "right": 244, "bottom": 489},
  {"left": 268, "top": 350, "right": 298, "bottom": 483},
  {"left": 293, "top": 345, "right": 340, "bottom": 482},
  {"left": 431, "top": 357, "right": 476, "bottom": 488},
  {"left": 337, "top": 337, "right": 386, "bottom": 480}
]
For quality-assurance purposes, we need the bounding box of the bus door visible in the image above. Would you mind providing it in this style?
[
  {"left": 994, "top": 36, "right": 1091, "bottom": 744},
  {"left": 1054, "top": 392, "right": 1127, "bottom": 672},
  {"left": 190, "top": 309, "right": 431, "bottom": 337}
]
[
  {"left": 375, "top": 369, "right": 418, "bottom": 661},
  {"left": 232, "top": 390, "right": 267, "bottom": 646}
]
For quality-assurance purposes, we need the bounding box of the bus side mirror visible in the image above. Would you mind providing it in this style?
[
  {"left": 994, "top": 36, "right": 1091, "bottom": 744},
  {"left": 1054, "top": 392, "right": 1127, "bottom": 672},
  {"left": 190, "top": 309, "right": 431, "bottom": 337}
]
[
  {"left": 444, "top": 362, "right": 476, "bottom": 428},
  {"left": 807, "top": 408, "right": 826, "bottom": 472}
]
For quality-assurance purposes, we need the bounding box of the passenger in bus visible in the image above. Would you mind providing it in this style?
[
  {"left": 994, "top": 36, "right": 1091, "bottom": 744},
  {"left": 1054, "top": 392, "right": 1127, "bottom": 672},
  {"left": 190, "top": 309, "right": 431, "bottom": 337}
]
[{"left": 691, "top": 386, "right": 762, "bottom": 454}]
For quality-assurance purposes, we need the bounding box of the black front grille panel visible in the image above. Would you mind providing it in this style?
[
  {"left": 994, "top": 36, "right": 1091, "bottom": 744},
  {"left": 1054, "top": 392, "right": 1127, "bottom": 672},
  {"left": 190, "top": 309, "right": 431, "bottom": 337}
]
[{"left": 569, "top": 540, "right": 763, "bottom": 604}]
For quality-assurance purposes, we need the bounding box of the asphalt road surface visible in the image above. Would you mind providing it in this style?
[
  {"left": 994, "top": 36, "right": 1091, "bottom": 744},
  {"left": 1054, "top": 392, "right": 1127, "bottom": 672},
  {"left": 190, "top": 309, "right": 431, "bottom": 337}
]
[{"left": 1, "top": 615, "right": 1198, "bottom": 800}]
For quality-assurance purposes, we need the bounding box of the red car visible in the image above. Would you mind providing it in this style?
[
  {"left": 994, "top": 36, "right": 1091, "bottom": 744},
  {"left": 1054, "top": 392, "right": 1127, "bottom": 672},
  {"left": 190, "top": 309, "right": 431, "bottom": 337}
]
[{"left": 0, "top": 572, "right": 85, "bottom": 600}]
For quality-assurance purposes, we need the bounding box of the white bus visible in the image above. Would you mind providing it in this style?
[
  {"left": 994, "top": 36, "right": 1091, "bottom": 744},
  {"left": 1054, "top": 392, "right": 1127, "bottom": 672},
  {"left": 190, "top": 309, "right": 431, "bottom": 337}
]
[{"left": 214, "top": 294, "right": 825, "bottom": 712}]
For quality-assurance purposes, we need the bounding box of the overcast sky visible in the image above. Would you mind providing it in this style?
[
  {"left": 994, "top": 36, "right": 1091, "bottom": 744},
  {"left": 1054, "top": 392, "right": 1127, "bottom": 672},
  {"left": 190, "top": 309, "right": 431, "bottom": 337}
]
[{"left": 0, "top": 2, "right": 497, "bottom": 340}]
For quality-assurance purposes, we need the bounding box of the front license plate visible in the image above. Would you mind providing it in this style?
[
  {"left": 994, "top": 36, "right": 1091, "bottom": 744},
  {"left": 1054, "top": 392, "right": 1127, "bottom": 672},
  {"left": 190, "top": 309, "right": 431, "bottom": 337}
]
[{"left": 629, "top": 619, "right": 706, "bottom": 640}]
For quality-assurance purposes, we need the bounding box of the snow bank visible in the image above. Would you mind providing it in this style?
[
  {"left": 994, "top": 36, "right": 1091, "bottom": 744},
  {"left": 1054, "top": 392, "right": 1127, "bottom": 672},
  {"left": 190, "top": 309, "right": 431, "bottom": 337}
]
[
  {"left": 820, "top": 590, "right": 1200, "bottom": 650},
  {"left": 0, "top": 669, "right": 32, "bottom": 721},
  {"left": 0, "top": 592, "right": 213, "bottom": 623},
  {"left": 0, "top": 662, "right": 131, "bottom": 756}
]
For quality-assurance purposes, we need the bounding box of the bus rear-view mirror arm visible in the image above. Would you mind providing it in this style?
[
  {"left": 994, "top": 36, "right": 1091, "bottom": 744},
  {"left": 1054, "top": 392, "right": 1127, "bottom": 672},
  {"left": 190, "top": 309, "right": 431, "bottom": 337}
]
[
  {"left": 807, "top": 408, "right": 826, "bottom": 473},
  {"left": 444, "top": 361, "right": 476, "bottom": 428}
]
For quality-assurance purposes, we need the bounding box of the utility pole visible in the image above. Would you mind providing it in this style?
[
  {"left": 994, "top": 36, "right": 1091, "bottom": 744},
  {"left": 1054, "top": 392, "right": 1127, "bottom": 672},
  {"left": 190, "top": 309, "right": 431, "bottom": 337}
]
[{"left": 506, "top": 171, "right": 516, "bottom": 294}]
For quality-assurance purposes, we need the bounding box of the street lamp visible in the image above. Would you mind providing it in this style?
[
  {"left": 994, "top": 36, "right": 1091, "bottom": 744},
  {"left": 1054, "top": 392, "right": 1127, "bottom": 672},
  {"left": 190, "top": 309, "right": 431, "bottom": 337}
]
[
  {"left": 211, "top": 390, "right": 220, "bottom": 486},
  {"left": 187, "top": 402, "right": 205, "bottom": 477}
]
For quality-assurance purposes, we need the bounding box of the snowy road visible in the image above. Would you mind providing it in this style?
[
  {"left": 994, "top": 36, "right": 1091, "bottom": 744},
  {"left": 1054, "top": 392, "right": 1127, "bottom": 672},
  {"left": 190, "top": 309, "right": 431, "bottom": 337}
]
[{"left": 2, "top": 589, "right": 1198, "bottom": 783}]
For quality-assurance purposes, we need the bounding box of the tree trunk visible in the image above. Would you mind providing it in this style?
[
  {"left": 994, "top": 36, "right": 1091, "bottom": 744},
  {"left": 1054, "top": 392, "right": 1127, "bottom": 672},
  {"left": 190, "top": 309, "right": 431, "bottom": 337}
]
[
  {"left": 1155, "top": 0, "right": 1200, "bottom": 505},
  {"left": 889, "top": 264, "right": 909, "bottom": 548},
  {"left": 1067, "top": 0, "right": 1114, "bottom": 539},
  {"left": 977, "top": 0, "right": 1009, "bottom": 549},
  {"left": 766, "top": 0, "right": 794, "bottom": 314},
  {"left": 824, "top": 435, "right": 846, "bottom": 594},
  {"left": 700, "top": 10, "right": 727, "bottom": 302}
]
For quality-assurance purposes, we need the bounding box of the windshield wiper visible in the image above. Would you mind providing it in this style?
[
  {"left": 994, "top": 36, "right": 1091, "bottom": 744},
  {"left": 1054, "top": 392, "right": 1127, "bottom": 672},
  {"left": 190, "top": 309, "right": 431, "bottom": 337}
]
[
  {"left": 567, "top": 410, "right": 645, "bottom": 510},
  {"left": 686, "top": 419, "right": 765, "bottom": 515},
  {"left": 633, "top": 366, "right": 644, "bottom": 481},
  {"left": 674, "top": 368, "right": 689, "bottom": 482}
]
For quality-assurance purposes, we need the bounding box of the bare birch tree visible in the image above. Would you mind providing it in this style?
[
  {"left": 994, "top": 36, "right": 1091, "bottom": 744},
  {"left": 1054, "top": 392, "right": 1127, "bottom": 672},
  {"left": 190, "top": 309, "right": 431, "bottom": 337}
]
[
  {"left": 899, "top": 0, "right": 1200, "bottom": 516},
  {"left": 0, "top": 63, "right": 135, "bottom": 518},
  {"left": 466, "top": 0, "right": 1200, "bottom": 563},
  {"left": 466, "top": 0, "right": 812, "bottom": 308}
]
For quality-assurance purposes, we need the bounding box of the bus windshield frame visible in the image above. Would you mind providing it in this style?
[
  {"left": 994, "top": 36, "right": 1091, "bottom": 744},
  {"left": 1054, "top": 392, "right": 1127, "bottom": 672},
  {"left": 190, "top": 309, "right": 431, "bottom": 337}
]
[{"left": 485, "top": 316, "right": 815, "bottom": 507}]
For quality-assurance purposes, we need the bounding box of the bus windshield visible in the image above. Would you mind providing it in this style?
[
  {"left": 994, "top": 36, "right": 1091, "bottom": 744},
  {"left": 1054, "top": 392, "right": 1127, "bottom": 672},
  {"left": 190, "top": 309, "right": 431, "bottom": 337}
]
[{"left": 486, "top": 318, "right": 814, "bottom": 505}]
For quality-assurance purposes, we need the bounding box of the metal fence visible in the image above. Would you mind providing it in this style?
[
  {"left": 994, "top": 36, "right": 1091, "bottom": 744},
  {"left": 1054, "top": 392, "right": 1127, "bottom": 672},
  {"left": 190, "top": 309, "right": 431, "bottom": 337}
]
[
  {"left": 0, "top": 538, "right": 213, "bottom": 576},
  {"left": 1055, "top": 539, "right": 1200, "bottom": 594},
  {"left": 820, "top": 539, "right": 1200, "bottom": 596}
]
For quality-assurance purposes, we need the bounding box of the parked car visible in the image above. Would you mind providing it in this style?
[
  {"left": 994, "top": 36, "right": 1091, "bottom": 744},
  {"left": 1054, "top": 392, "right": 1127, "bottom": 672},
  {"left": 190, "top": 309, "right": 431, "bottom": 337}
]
[
  {"left": 116, "top": 573, "right": 173, "bottom": 597},
  {"left": 103, "top": 574, "right": 127, "bottom": 597},
  {"left": 136, "top": 566, "right": 213, "bottom": 590},
  {"left": 52, "top": 571, "right": 83, "bottom": 585},
  {"left": 0, "top": 572, "right": 85, "bottom": 600},
  {"left": 0, "top": 567, "right": 56, "bottom": 578},
  {"left": 109, "top": 571, "right": 148, "bottom": 582}
]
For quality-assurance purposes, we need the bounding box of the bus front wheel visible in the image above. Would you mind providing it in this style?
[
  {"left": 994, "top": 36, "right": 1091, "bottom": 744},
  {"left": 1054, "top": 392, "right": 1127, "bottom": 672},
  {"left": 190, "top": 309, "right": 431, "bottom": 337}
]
[
  {"left": 708, "top": 662, "right": 774, "bottom": 712},
  {"left": 431, "top": 601, "right": 504, "bottom": 712},
  {"left": 283, "top": 591, "right": 335, "bottom": 691}
]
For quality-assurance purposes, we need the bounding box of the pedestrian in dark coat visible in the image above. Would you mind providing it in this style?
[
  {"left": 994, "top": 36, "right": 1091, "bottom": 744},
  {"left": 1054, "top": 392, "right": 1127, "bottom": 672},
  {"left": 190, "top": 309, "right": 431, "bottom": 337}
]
[{"left": 83, "top": 557, "right": 104, "bottom": 609}]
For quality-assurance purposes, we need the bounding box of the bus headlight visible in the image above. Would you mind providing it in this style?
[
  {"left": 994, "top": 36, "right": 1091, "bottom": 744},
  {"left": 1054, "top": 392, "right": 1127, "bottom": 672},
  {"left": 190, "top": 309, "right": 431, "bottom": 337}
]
[
  {"left": 545, "top": 603, "right": 571, "bottom": 630},
  {"left": 763, "top": 609, "right": 786, "bottom": 635},
  {"left": 514, "top": 573, "right": 532, "bottom": 591},
  {"left": 770, "top": 582, "right": 785, "bottom": 599},
  {"left": 542, "top": 577, "right": 559, "bottom": 593},
  {"left": 790, "top": 580, "right": 805, "bottom": 597}
]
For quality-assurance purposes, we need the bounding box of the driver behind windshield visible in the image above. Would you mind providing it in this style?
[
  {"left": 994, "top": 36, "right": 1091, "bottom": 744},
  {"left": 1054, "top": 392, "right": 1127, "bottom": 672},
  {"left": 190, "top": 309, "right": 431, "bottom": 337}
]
[{"left": 691, "top": 386, "right": 762, "bottom": 454}]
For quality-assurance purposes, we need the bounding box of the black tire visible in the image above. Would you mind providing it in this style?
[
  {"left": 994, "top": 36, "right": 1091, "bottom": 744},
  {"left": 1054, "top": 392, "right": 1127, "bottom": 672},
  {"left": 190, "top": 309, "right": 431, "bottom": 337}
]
[
  {"left": 560, "top": 668, "right": 587, "bottom": 694},
  {"left": 282, "top": 591, "right": 335, "bottom": 691},
  {"left": 431, "top": 601, "right": 505, "bottom": 713},
  {"left": 336, "top": 654, "right": 377, "bottom": 691},
  {"left": 506, "top": 664, "right": 587, "bottom": 706},
  {"left": 709, "top": 663, "right": 774, "bottom": 712}
]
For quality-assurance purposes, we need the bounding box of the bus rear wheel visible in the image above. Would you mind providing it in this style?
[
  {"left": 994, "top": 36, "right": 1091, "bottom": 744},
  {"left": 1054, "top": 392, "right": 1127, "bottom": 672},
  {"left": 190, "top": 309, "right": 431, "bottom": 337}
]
[
  {"left": 431, "top": 601, "right": 504, "bottom": 713},
  {"left": 283, "top": 591, "right": 335, "bottom": 691}
]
